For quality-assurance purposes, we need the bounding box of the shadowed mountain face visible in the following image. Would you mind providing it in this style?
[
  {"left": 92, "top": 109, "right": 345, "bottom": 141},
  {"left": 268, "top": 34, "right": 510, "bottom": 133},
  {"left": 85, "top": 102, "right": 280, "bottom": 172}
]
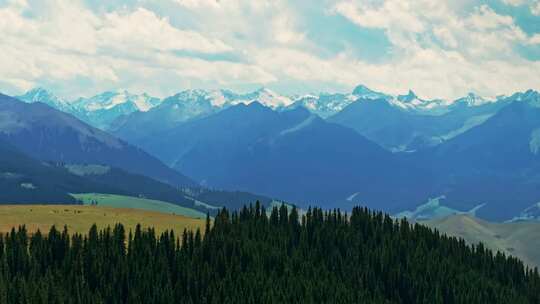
[
  {"left": 329, "top": 97, "right": 508, "bottom": 152},
  {"left": 0, "top": 139, "right": 271, "bottom": 214},
  {"left": 0, "top": 94, "right": 195, "bottom": 188},
  {"left": 134, "top": 102, "right": 435, "bottom": 210},
  {"left": 6, "top": 88, "right": 540, "bottom": 221},
  {"left": 0, "top": 140, "right": 112, "bottom": 203},
  {"left": 413, "top": 96, "right": 540, "bottom": 220}
]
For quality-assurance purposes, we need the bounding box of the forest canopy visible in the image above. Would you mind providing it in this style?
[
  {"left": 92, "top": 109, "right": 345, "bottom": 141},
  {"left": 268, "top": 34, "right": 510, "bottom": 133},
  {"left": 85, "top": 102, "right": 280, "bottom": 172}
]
[{"left": 0, "top": 203, "right": 538, "bottom": 304}]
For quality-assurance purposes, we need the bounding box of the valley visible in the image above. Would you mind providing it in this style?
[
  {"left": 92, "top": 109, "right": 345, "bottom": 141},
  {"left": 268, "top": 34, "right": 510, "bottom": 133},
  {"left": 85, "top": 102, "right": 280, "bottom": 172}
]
[{"left": 73, "top": 193, "right": 206, "bottom": 218}]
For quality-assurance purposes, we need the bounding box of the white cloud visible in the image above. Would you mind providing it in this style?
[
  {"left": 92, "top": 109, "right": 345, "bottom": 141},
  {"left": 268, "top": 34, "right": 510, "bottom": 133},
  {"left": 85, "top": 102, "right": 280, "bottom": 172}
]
[
  {"left": 0, "top": 0, "right": 538, "bottom": 100},
  {"left": 271, "top": 14, "right": 306, "bottom": 44},
  {"left": 0, "top": 0, "right": 264, "bottom": 97},
  {"left": 501, "top": 0, "right": 540, "bottom": 16},
  {"left": 532, "top": 1, "right": 540, "bottom": 15},
  {"left": 530, "top": 34, "right": 540, "bottom": 44},
  {"left": 99, "top": 8, "right": 232, "bottom": 54},
  {"left": 502, "top": 0, "right": 526, "bottom": 6},
  {"left": 331, "top": 0, "right": 540, "bottom": 98}
]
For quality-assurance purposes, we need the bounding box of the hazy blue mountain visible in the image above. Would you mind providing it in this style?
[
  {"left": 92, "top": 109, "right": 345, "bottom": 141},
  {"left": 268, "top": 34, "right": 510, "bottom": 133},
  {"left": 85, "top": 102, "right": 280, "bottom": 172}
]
[
  {"left": 0, "top": 133, "right": 271, "bottom": 214},
  {"left": 110, "top": 89, "right": 218, "bottom": 143},
  {"left": 111, "top": 87, "right": 295, "bottom": 143},
  {"left": 329, "top": 94, "right": 507, "bottom": 151},
  {"left": 0, "top": 140, "right": 124, "bottom": 203},
  {"left": 135, "top": 102, "right": 433, "bottom": 210},
  {"left": 289, "top": 85, "right": 453, "bottom": 120},
  {"left": 286, "top": 84, "right": 391, "bottom": 118},
  {"left": 17, "top": 88, "right": 161, "bottom": 130},
  {"left": 71, "top": 90, "right": 160, "bottom": 129},
  {"left": 17, "top": 87, "right": 72, "bottom": 112},
  {"left": 0, "top": 140, "right": 218, "bottom": 214},
  {"left": 0, "top": 93, "right": 195, "bottom": 187},
  {"left": 287, "top": 93, "right": 355, "bottom": 119},
  {"left": 412, "top": 90, "right": 540, "bottom": 220}
]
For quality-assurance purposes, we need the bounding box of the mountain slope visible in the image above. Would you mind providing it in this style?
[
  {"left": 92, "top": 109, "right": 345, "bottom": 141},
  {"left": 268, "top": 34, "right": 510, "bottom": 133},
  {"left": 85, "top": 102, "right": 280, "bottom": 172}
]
[
  {"left": 0, "top": 93, "right": 195, "bottom": 187},
  {"left": 425, "top": 214, "right": 540, "bottom": 268},
  {"left": 137, "top": 103, "right": 433, "bottom": 209},
  {"left": 111, "top": 90, "right": 217, "bottom": 142},
  {"left": 414, "top": 91, "right": 540, "bottom": 220},
  {"left": 0, "top": 140, "right": 116, "bottom": 203},
  {"left": 17, "top": 88, "right": 161, "bottom": 130},
  {"left": 330, "top": 96, "right": 506, "bottom": 151},
  {"left": 71, "top": 90, "right": 160, "bottom": 129},
  {"left": 0, "top": 141, "right": 256, "bottom": 215},
  {"left": 111, "top": 88, "right": 294, "bottom": 143}
]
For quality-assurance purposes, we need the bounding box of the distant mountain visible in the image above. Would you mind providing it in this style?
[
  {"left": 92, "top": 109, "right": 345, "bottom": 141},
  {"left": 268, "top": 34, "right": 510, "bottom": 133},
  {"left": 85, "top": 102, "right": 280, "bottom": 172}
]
[
  {"left": 0, "top": 138, "right": 271, "bottom": 214},
  {"left": 0, "top": 140, "right": 115, "bottom": 203},
  {"left": 17, "top": 88, "right": 161, "bottom": 130},
  {"left": 71, "top": 90, "right": 160, "bottom": 129},
  {"left": 111, "top": 88, "right": 294, "bottom": 142},
  {"left": 17, "top": 87, "right": 72, "bottom": 112},
  {"left": 286, "top": 85, "right": 390, "bottom": 119},
  {"left": 414, "top": 90, "right": 540, "bottom": 220},
  {"left": 287, "top": 93, "right": 355, "bottom": 119},
  {"left": 134, "top": 102, "right": 432, "bottom": 209},
  {"left": 110, "top": 89, "right": 218, "bottom": 142},
  {"left": 0, "top": 93, "right": 195, "bottom": 188},
  {"left": 329, "top": 93, "right": 507, "bottom": 151}
]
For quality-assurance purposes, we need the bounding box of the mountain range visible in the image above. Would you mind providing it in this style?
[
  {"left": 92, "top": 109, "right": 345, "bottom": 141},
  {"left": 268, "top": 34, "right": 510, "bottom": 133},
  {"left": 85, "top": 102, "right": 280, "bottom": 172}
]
[{"left": 7, "top": 86, "right": 540, "bottom": 222}]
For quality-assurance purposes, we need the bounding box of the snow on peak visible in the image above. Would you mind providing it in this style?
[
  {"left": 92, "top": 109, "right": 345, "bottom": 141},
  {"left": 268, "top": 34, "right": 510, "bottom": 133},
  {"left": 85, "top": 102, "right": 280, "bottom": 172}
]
[
  {"left": 163, "top": 88, "right": 293, "bottom": 109},
  {"left": 454, "top": 92, "right": 490, "bottom": 107},
  {"left": 17, "top": 87, "right": 70, "bottom": 110},
  {"left": 19, "top": 87, "right": 61, "bottom": 102},
  {"left": 248, "top": 87, "right": 293, "bottom": 108},
  {"left": 75, "top": 90, "right": 159, "bottom": 112}
]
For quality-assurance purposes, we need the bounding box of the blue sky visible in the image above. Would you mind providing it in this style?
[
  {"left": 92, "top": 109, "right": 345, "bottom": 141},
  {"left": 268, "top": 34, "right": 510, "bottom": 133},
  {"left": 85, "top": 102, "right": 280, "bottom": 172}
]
[{"left": 0, "top": 0, "right": 539, "bottom": 100}]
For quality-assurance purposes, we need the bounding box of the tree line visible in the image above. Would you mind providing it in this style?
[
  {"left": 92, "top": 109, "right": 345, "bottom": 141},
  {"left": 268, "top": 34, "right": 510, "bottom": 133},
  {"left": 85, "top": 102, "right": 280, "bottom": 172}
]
[{"left": 0, "top": 202, "right": 538, "bottom": 303}]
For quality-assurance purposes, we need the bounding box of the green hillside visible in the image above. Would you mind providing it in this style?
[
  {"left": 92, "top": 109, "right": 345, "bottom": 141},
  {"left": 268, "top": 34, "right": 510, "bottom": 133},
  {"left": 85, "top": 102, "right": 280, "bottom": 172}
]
[{"left": 72, "top": 193, "right": 206, "bottom": 219}]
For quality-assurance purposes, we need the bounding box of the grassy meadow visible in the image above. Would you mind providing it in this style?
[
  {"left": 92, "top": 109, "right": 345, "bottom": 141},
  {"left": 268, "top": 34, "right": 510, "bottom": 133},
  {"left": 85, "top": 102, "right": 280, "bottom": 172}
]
[
  {"left": 72, "top": 193, "right": 207, "bottom": 219},
  {"left": 0, "top": 204, "right": 206, "bottom": 236}
]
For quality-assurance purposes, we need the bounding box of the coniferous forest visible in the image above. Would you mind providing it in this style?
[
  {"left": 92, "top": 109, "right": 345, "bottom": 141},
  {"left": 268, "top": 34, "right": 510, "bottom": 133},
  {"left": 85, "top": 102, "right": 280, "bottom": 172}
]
[{"left": 0, "top": 203, "right": 539, "bottom": 304}]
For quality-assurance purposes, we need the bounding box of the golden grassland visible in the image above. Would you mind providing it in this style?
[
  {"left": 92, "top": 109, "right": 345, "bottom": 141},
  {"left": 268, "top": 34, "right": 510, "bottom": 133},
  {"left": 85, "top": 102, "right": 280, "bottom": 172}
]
[{"left": 0, "top": 204, "right": 206, "bottom": 236}]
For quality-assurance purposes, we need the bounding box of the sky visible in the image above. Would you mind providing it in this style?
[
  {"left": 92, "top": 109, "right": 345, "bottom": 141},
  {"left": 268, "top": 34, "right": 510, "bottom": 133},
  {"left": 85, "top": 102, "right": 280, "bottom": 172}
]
[{"left": 0, "top": 0, "right": 539, "bottom": 100}]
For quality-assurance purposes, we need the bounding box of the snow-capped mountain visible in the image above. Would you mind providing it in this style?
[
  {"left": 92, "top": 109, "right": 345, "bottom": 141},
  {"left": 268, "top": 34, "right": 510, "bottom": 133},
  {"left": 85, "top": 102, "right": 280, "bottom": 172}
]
[
  {"left": 287, "top": 93, "right": 354, "bottom": 118},
  {"left": 287, "top": 85, "right": 390, "bottom": 118},
  {"left": 111, "top": 88, "right": 294, "bottom": 141},
  {"left": 220, "top": 88, "right": 293, "bottom": 108},
  {"left": 16, "top": 88, "right": 161, "bottom": 130},
  {"left": 453, "top": 92, "right": 491, "bottom": 107},
  {"left": 16, "top": 87, "right": 71, "bottom": 112},
  {"left": 71, "top": 90, "right": 161, "bottom": 130},
  {"left": 73, "top": 90, "right": 160, "bottom": 112}
]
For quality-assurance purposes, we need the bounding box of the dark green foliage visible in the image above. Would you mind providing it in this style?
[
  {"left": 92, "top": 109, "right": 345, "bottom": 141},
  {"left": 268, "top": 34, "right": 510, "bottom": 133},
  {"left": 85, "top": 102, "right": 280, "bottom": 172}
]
[{"left": 0, "top": 205, "right": 539, "bottom": 303}]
